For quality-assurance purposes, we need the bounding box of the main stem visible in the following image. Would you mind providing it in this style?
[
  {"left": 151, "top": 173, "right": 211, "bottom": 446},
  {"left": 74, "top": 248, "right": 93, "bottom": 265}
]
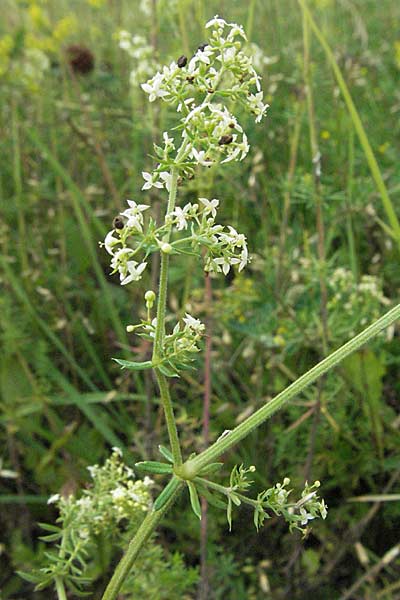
[
  {"left": 152, "top": 167, "right": 183, "bottom": 465},
  {"left": 55, "top": 577, "right": 67, "bottom": 600},
  {"left": 101, "top": 482, "right": 183, "bottom": 600}
]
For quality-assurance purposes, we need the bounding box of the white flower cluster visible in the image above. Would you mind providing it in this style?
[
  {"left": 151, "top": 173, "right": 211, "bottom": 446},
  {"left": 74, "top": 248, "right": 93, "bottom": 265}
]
[
  {"left": 102, "top": 194, "right": 250, "bottom": 288},
  {"left": 166, "top": 197, "right": 249, "bottom": 276},
  {"left": 255, "top": 478, "right": 327, "bottom": 532},
  {"left": 327, "top": 268, "right": 390, "bottom": 333},
  {"left": 102, "top": 200, "right": 150, "bottom": 285},
  {"left": 117, "top": 30, "right": 160, "bottom": 87},
  {"left": 140, "top": 15, "right": 268, "bottom": 181},
  {"left": 48, "top": 449, "right": 153, "bottom": 538}
]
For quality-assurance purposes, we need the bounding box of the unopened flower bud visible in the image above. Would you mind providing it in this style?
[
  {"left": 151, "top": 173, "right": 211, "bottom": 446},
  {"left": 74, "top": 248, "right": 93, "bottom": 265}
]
[
  {"left": 126, "top": 325, "right": 135, "bottom": 333},
  {"left": 144, "top": 290, "right": 156, "bottom": 308},
  {"left": 283, "top": 477, "right": 290, "bottom": 486}
]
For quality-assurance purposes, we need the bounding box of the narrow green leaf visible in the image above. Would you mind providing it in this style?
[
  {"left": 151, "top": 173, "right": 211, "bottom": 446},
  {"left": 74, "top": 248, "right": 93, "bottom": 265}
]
[
  {"left": 153, "top": 477, "right": 180, "bottom": 511},
  {"left": 230, "top": 492, "right": 241, "bottom": 506},
  {"left": 113, "top": 358, "right": 153, "bottom": 371},
  {"left": 159, "top": 445, "right": 174, "bottom": 463},
  {"left": 187, "top": 481, "right": 202, "bottom": 520},
  {"left": 227, "top": 497, "right": 233, "bottom": 531},
  {"left": 135, "top": 461, "right": 172, "bottom": 474},
  {"left": 157, "top": 363, "right": 180, "bottom": 378}
]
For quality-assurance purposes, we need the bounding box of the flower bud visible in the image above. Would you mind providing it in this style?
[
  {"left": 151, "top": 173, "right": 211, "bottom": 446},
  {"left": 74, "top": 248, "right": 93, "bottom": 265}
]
[
  {"left": 144, "top": 290, "right": 156, "bottom": 308},
  {"left": 126, "top": 325, "right": 135, "bottom": 333},
  {"left": 283, "top": 477, "right": 290, "bottom": 486}
]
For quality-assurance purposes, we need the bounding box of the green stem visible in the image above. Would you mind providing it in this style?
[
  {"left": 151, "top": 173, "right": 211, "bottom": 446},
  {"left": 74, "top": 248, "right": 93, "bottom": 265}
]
[
  {"left": 180, "top": 303, "right": 400, "bottom": 478},
  {"left": 195, "top": 477, "right": 259, "bottom": 508},
  {"left": 55, "top": 577, "right": 67, "bottom": 600},
  {"left": 155, "top": 369, "right": 182, "bottom": 465},
  {"left": 153, "top": 168, "right": 179, "bottom": 356},
  {"left": 151, "top": 168, "right": 183, "bottom": 465},
  {"left": 101, "top": 482, "right": 183, "bottom": 600}
]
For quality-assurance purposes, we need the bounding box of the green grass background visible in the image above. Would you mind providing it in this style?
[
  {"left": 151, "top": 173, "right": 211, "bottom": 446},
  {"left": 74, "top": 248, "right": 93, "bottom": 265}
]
[{"left": 1, "top": 0, "right": 400, "bottom": 598}]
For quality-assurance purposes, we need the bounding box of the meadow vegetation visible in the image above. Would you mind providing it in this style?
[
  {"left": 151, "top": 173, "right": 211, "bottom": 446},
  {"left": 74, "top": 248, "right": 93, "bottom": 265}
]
[{"left": 1, "top": 0, "right": 400, "bottom": 598}]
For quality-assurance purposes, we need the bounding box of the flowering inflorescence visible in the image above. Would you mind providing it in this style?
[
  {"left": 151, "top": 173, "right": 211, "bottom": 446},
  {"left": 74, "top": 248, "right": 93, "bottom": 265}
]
[
  {"left": 24, "top": 449, "right": 153, "bottom": 594},
  {"left": 102, "top": 194, "right": 250, "bottom": 288},
  {"left": 195, "top": 465, "right": 327, "bottom": 534},
  {"left": 139, "top": 15, "right": 268, "bottom": 186}
]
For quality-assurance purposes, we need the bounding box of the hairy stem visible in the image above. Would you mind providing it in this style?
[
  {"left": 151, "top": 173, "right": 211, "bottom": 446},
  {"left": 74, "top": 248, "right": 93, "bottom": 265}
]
[
  {"left": 154, "top": 369, "right": 182, "bottom": 465},
  {"left": 55, "top": 577, "right": 67, "bottom": 600},
  {"left": 181, "top": 303, "right": 400, "bottom": 477},
  {"left": 101, "top": 482, "right": 183, "bottom": 600},
  {"left": 151, "top": 167, "right": 183, "bottom": 465}
]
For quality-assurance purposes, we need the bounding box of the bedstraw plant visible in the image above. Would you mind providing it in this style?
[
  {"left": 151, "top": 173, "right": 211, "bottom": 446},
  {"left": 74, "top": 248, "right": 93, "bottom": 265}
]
[{"left": 32, "top": 15, "right": 400, "bottom": 599}]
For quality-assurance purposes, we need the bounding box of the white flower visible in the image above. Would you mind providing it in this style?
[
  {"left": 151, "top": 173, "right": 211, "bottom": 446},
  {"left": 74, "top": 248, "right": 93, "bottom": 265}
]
[
  {"left": 239, "top": 245, "right": 249, "bottom": 272},
  {"left": 120, "top": 199, "right": 149, "bottom": 231},
  {"left": 300, "top": 507, "right": 315, "bottom": 526},
  {"left": 319, "top": 499, "right": 328, "bottom": 520},
  {"left": 171, "top": 204, "right": 192, "bottom": 230},
  {"left": 111, "top": 247, "right": 134, "bottom": 272},
  {"left": 248, "top": 92, "right": 269, "bottom": 123},
  {"left": 199, "top": 197, "right": 219, "bottom": 218},
  {"left": 104, "top": 231, "right": 120, "bottom": 255},
  {"left": 47, "top": 493, "right": 60, "bottom": 505},
  {"left": 191, "top": 147, "right": 213, "bottom": 166},
  {"left": 120, "top": 261, "right": 147, "bottom": 285},
  {"left": 205, "top": 15, "right": 227, "bottom": 29},
  {"left": 177, "top": 97, "right": 195, "bottom": 112},
  {"left": 214, "top": 256, "right": 241, "bottom": 275},
  {"left": 221, "top": 47, "right": 237, "bottom": 63},
  {"left": 142, "top": 171, "right": 163, "bottom": 190},
  {"left": 227, "top": 24, "right": 247, "bottom": 41},
  {"left": 141, "top": 72, "right": 169, "bottom": 102},
  {"left": 183, "top": 313, "right": 205, "bottom": 332},
  {"left": 162, "top": 131, "right": 174, "bottom": 147},
  {"left": 196, "top": 46, "right": 213, "bottom": 64},
  {"left": 159, "top": 171, "right": 172, "bottom": 192},
  {"left": 221, "top": 133, "right": 250, "bottom": 163}
]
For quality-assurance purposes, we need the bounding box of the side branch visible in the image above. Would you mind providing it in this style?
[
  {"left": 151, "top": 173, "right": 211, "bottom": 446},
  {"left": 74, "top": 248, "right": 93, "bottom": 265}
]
[{"left": 180, "top": 303, "right": 400, "bottom": 478}]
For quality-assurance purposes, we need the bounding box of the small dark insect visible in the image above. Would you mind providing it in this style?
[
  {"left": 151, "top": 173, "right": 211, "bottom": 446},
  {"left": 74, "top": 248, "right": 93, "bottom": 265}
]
[
  {"left": 198, "top": 43, "right": 208, "bottom": 52},
  {"left": 113, "top": 216, "right": 125, "bottom": 230},
  {"left": 177, "top": 55, "right": 187, "bottom": 68},
  {"left": 186, "top": 76, "right": 195, "bottom": 83},
  {"left": 66, "top": 44, "right": 95, "bottom": 75},
  {"left": 229, "top": 122, "right": 235, "bottom": 129},
  {"left": 218, "top": 134, "right": 234, "bottom": 146}
]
